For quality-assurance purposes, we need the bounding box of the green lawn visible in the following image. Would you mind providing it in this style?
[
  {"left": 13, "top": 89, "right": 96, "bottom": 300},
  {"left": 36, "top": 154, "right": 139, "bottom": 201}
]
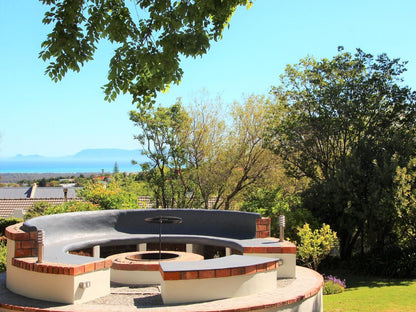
[{"left": 324, "top": 275, "right": 416, "bottom": 312}]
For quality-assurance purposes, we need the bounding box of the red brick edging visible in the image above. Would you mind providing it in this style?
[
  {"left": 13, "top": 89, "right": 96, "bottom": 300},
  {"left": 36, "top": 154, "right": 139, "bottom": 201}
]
[
  {"left": 160, "top": 258, "right": 278, "bottom": 281},
  {"left": 11, "top": 257, "right": 111, "bottom": 276}
]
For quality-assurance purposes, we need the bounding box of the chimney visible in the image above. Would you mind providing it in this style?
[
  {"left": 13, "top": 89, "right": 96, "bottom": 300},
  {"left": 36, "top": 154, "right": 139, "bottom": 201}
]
[
  {"left": 29, "top": 183, "right": 37, "bottom": 198},
  {"left": 63, "top": 188, "right": 68, "bottom": 202}
]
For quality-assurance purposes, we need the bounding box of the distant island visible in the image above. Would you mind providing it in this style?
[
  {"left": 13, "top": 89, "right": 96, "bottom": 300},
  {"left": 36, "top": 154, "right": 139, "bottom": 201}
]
[
  {"left": 0, "top": 148, "right": 147, "bottom": 176},
  {"left": 6, "top": 148, "right": 144, "bottom": 161}
]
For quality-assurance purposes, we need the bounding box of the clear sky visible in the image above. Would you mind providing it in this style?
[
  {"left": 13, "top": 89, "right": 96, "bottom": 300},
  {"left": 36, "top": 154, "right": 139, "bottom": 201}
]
[{"left": 1, "top": 0, "right": 416, "bottom": 157}]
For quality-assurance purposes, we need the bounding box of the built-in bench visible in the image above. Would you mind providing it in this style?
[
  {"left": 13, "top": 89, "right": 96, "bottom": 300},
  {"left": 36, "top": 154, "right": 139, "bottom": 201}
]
[
  {"left": 6, "top": 209, "right": 297, "bottom": 304},
  {"left": 160, "top": 254, "right": 279, "bottom": 304}
]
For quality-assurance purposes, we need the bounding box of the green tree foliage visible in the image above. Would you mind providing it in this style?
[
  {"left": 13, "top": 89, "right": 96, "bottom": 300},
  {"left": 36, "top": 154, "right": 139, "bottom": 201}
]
[
  {"left": 24, "top": 201, "right": 53, "bottom": 220},
  {"left": 296, "top": 223, "right": 338, "bottom": 271},
  {"left": 130, "top": 102, "right": 193, "bottom": 208},
  {"left": 184, "top": 95, "right": 278, "bottom": 209},
  {"left": 394, "top": 157, "right": 416, "bottom": 248},
  {"left": 24, "top": 201, "right": 98, "bottom": 220},
  {"left": 113, "top": 162, "right": 119, "bottom": 174},
  {"left": 131, "top": 95, "right": 277, "bottom": 209},
  {"left": 39, "top": 0, "right": 252, "bottom": 106},
  {"left": 0, "top": 241, "right": 6, "bottom": 273},
  {"left": 78, "top": 181, "right": 139, "bottom": 209},
  {"left": 266, "top": 48, "right": 416, "bottom": 259},
  {"left": 241, "top": 187, "right": 316, "bottom": 239},
  {"left": 0, "top": 217, "right": 23, "bottom": 236}
]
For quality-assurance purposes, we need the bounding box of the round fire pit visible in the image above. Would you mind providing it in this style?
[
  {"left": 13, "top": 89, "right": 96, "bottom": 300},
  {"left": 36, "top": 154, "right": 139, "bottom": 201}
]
[
  {"left": 107, "top": 251, "right": 204, "bottom": 285},
  {"left": 125, "top": 252, "right": 180, "bottom": 261}
]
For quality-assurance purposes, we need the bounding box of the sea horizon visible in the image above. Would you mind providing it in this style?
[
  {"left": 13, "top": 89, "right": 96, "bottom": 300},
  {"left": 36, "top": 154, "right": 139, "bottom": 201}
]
[{"left": 0, "top": 159, "right": 140, "bottom": 174}]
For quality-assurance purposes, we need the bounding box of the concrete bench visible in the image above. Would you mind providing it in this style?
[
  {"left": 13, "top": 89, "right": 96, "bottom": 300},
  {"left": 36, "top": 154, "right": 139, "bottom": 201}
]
[
  {"left": 159, "top": 254, "right": 279, "bottom": 304},
  {"left": 6, "top": 209, "right": 297, "bottom": 304}
]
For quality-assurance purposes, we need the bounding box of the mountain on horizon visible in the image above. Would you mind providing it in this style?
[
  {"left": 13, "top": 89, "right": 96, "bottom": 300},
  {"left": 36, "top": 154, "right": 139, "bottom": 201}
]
[{"left": 2, "top": 148, "right": 144, "bottom": 161}]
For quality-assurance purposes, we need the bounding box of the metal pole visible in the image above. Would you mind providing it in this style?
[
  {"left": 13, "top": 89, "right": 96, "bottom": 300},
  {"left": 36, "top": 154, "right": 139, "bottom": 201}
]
[{"left": 159, "top": 218, "right": 162, "bottom": 260}]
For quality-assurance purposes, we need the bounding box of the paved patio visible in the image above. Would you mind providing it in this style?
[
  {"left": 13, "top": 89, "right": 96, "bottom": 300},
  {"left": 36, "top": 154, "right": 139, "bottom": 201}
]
[{"left": 0, "top": 266, "right": 323, "bottom": 312}]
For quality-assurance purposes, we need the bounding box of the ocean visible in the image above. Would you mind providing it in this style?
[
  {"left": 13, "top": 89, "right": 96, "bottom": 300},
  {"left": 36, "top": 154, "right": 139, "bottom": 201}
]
[{"left": 0, "top": 159, "right": 140, "bottom": 174}]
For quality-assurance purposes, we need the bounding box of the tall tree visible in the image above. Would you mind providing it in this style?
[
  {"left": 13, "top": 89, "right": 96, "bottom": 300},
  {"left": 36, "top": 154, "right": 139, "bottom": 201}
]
[
  {"left": 266, "top": 48, "right": 416, "bottom": 259},
  {"left": 39, "top": 0, "right": 253, "bottom": 107},
  {"left": 130, "top": 102, "right": 193, "bottom": 208}
]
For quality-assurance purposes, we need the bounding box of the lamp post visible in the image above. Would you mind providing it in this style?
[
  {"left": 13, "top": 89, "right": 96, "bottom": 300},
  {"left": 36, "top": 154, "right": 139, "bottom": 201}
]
[{"left": 279, "top": 215, "right": 285, "bottom": 242}]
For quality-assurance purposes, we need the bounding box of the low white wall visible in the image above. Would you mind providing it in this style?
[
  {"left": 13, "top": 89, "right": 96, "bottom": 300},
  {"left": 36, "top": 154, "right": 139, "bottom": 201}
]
[
  {"left": 111, "top": 268, "right": 161, "bottom": 285},
  {"left": 260, "top": 288, "right": 323, "bottom": 312},
  {"left": 6, "top": 264, "right": 110, "bottom": 304},
  {"left": 246, "top": 253, "right": 296, "bottom": 278},
  {"left": 161, "top": 269, "right": 277, "bottom": 305}
]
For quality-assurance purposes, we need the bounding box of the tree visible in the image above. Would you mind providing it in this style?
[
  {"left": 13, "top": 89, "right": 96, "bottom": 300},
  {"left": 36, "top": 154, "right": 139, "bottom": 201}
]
[
  {"left": 130, "top": 102, "right": 193, "bottom": 208},
  {"left": 184, "top": 95, "right": 278, "bottom": 209},
  {"left": 39, "top": 0, "right": 253, "bottom": 107},
  {"left": 266, "top": 48, "right": 416, "bottom": 259},
  {"left": 131, "top": 94, "right": 277, "bottom": 209},
  {"left": 394, "top": 157, "right": 416, "bottom": 248},
  {"left": 113, "top": 162, "right": 119, "bottom": 174}
]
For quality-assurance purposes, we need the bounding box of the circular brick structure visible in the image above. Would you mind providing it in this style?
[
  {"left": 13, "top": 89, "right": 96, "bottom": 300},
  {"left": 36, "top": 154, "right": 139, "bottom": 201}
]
[
  {"left": 107, "top": 251, "right": 204, "bottom": 285},
  {"left": 108, "top": 251, "right": 204, "bottom": 272}
]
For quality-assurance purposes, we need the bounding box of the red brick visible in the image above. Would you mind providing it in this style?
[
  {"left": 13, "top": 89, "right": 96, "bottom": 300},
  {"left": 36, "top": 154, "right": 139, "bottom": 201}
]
[
  {"left": 266, "top": 261, "right": 277, "bottom": 270},
  {"left": 245, "top": 265, "right": 257, "bottom": 275},
  {"left": 163, "top": 271, "right": 181, "bottom": 280},
  {"left": 198, "top": 270, "right": 215, "bottom": 279},
  {"left": 215, "top": 268, "right": 231, "bottom": 277},
  {"left": 94, "top": 261, "right": 105, "bottom": 271},
  {"left": 29, "top": 232, "right": 38, "bottom": 240},
  {"left": 181, "top": 271, "right": 198, "bottom": 280},
  {"left": 15, "top": 249, "right": 32, "bottom": 258},
  {"left": 257, "top": 225, "right": 267, "bottom": 231},
  {"left": 256, "top": 263, "right": 267, "bottom": 272},
  {"left": 231, "top": 267, "right": 245, "bottom": 276},
  {"left": 21, "top": 240, "right": 37, "bottom": 249},
  {"left": 73, "top": 265, "right": 85, "bottom": 275},
  {"left": 84, "top": 262, "right": 95, "bottom": 273}
]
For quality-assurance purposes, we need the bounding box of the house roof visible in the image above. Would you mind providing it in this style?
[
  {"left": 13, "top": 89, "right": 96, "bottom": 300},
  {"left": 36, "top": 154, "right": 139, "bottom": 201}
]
[
  {"left": 0, "top": 198, "right": 78, "bottom": 218},
  {"left": 0, "top": 187, "right": 32, "bottom": 199},
  {"left": 31, "top": 187, "right": 80, "bottom": 199},
  {"left": 0, "top": 185, "right": 81, "bottom": 199},
  {"left": 0, "top": 185, "right": 82, "bottom": 218}
]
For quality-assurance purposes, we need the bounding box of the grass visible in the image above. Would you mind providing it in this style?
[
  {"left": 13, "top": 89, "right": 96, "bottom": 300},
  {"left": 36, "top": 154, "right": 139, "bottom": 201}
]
[{"left": 324, "top": 274, "right": 416, "bottom": 312}]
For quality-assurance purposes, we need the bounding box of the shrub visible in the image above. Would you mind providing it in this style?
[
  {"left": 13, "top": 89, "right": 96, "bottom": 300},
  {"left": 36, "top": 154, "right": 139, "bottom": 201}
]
[
  {"left": 0, "top": 240, "right": 6, "bottom": 273},
  {"left": 323, "top": 275, "right": 346, "bottom": 295},
  {"left": 296, "top": 223, "right": 338, "bottom": 271},
  {"left": 24, "top": 201, "right": 53, "bottom": 220},
  {"left": 0, "top": 217, "right": 23, "bottom": 236},
  {"left": 44, "top": 201, "right": 98, "bottom": 215}
]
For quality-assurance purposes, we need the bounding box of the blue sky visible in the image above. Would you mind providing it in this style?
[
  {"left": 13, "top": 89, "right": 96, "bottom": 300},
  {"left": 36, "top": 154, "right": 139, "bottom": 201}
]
[{"left": 1, "top": 0, "right": 416, "bottom": 157}]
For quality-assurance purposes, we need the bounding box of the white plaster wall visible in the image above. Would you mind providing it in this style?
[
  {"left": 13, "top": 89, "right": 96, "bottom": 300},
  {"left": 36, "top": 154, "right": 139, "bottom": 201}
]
[
  {"left": 246, "top": 253, "right": 296, "bottom": 278},
  {"left": 73, "top": 269, "right": 111, "bottom": 303},
  {"left": 161, "top": 269, "right": 277, "bottom": 304},
  {"left": 6, "top": 265, "right": 110, "bottom": 304},
  {"left": 7, "top": 265, "right": 76, "bottom": 303},
  {"left": 111, "top": 268, "right": 161, "bottom": 285},
  {"left": 259, "top": 288, "right": 323, "bottom": 312}
]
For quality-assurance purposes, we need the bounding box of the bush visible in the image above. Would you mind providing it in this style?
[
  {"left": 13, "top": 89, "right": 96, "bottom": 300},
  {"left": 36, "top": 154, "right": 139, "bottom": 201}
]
[
  {"left": 323, "top": 275, "right": 346, "bottom": 295},
  {"left": 0, "top": 241, "right": 6, "bottom": 273},
  {"left": 44, "top": 201, "right": 98, "bottom": 215},
  {"left": 24, "top": 201, "right": 53, "bottom": 220},
  {"left": 0, "top": 217, "right": 22, "bottom": 236},
  {"left": 297, "top": 223, "right": 338, "bottom": 271}
]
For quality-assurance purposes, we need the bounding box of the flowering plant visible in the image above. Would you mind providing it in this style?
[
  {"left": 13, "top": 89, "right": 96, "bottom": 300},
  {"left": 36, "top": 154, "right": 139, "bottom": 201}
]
[{"left": 323, "top": 275, "right": 346, "bottom": 295}]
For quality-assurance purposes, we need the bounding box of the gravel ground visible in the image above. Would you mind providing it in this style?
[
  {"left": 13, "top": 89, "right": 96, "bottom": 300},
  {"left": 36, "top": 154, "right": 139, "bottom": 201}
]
[{"left": 86, "top": 284, "right": 163, "bottom": 307}]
